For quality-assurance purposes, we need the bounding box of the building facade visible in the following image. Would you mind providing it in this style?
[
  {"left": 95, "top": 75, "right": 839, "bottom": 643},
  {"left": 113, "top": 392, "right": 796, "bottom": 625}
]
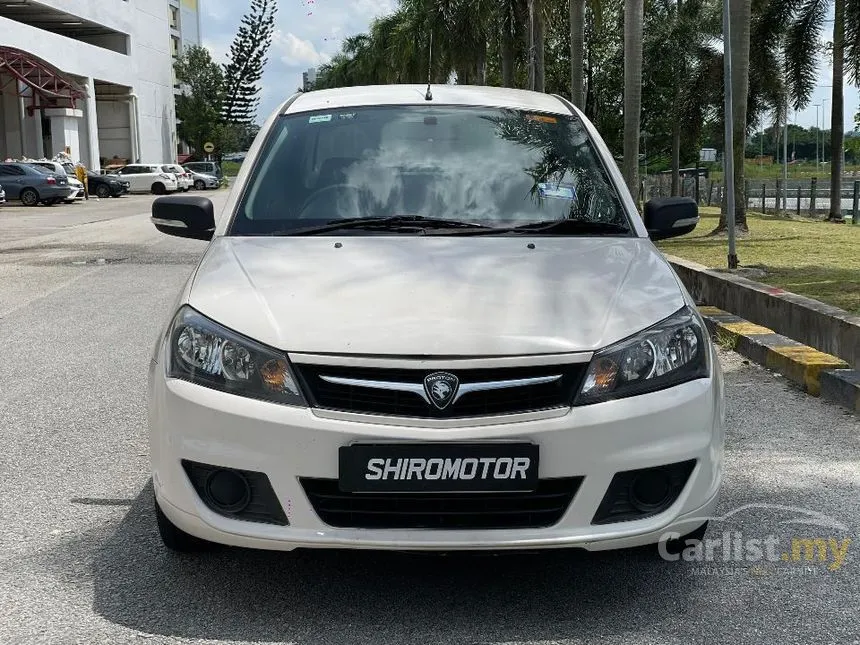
[
  {"left": 302, "top": 68, "right": 317, "bottom": 92},
  {"left": 0, "top": 0, "right": 201, "bottom": 170}
]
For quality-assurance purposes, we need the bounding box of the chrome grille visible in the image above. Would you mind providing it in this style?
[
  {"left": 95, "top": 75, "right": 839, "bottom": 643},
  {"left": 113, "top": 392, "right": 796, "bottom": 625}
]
[{"left": 293, "top": 363, "right": 586, "bottom": 419}]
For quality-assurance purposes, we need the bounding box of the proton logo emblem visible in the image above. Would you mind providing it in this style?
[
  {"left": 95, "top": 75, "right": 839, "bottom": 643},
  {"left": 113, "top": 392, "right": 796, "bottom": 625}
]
[{"left": 423, "top": 372, "right": 460, "bottom": 410}]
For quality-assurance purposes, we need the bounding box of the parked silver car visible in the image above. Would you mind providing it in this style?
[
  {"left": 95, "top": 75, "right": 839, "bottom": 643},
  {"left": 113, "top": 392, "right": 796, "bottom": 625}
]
[
  {"left": 183, "top": 166, "right": 219, "bottom": 190},
  {"left": 0, "top": 162, "right": 70, "bottom": 206}
]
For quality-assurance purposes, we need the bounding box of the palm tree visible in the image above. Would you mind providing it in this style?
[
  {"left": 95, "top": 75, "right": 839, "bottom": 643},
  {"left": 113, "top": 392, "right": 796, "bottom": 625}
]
[
  {"left": 570, "top": 0, "right": 586, "bottom": 107},
  {"left": 727, "top": 0, "right": 752, "bottom": 231},
  {"left": 622, "top": 0, "right": 644, "bottom": 200},
  {"left": 786, "top": 0, "right": 860, "bottom": 223}
]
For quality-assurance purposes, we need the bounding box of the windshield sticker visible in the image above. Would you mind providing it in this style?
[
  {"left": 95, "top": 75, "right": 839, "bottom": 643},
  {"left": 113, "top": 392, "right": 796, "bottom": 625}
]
[
  {"left": 527, "top": 114, "right": 558, "bottom": 124},
  {"left": 308, "top": 114, "right": 332, "bottom": 124},
  {"left": 338, "top": 113, "right": 356, "bottom": 120},
  {"left": 538, "top": 183, "right": 575, "bottom": 200}
]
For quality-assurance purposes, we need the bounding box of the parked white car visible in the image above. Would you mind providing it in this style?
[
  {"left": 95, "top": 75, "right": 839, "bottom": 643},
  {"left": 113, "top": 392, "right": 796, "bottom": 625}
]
[
  {"left": 161, "top": 164, "right": 192, "bottom": 192},
  {"left": 24, "top": 160, "right": 84, "bottom": 202},
  {"left": 116, "top": 164, "right": 179, "bottom": 195},
  {"left": 148, "top": 85, "right": 723, "bottom": 555},
  {"left": 183, "top": 167, "right": 220, "bottom": 190}
]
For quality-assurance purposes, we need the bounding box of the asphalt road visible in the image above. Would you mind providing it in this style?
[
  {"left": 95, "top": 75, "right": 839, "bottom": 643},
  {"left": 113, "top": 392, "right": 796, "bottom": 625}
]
[{"left": 1, "top": 193, "right": 858, "bottom": 644}]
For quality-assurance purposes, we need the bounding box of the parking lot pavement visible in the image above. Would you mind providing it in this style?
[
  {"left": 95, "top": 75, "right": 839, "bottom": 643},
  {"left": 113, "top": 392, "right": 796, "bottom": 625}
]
[{"left": 0, "top": 203, "right": 858, "bottom": 644}]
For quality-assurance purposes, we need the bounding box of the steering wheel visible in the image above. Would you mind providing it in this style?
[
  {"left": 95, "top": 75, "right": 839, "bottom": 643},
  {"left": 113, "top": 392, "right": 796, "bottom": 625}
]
[{"left": 297, "top": 184, "right": 366, "bottom": 220}]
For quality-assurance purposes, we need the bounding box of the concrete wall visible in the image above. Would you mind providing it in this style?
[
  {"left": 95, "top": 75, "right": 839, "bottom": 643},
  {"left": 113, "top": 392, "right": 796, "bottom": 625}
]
[
  {"left": 96, "top": 100, "right": 132, "bottom": 162},
  {"left": 178, "top": 0, "right": 201, "bottom": 47},
  {"left": 668, "top": 255, "right": 860, "bottom": 370},
  {"left": 0, "top": 0, "right": 178, "bottom": 163},
  {"left": 1, "top": 87, "right": 23, "bottom": 159}
]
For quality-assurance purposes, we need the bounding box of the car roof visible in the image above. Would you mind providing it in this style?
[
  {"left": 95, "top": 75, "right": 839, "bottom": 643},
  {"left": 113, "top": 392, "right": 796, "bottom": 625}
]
[{"left": 285, "top": 84, "right": 575, "bottom": 116}]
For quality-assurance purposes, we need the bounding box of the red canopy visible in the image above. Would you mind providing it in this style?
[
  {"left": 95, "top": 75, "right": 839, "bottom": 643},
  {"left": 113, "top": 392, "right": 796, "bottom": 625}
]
[{"left": 0, "top": 46, "right": 88, "bottom": 112}]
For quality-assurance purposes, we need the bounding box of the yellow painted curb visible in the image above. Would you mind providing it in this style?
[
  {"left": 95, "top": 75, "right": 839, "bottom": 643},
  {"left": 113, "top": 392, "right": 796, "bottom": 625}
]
[
  {"left": 721, "top": 321, "right": 774, "bottom": 336},
  {"left": 765, "top": 346, "right": 850, "bottom": 396},
  {"left": 698, "top": 306, "right": 850, "bottom": 396}
]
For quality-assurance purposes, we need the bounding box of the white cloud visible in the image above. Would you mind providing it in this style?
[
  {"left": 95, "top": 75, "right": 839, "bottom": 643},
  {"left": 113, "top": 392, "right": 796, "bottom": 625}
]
[
  {"left": 272, "top": 30, "right": 331, "bottom": 67},
  {"left": 200, "top": 0, "right": 399, "bottom": 121}
]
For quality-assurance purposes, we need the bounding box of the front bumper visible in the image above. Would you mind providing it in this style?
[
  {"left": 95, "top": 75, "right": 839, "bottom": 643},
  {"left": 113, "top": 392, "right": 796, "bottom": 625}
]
[{"left": 149, "top": 351, "right": 725, "bottom": 552}]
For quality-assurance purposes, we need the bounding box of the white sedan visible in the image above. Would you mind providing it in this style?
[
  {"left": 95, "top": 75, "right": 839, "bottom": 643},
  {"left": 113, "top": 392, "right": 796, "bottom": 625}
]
[{"left": 147, "top": 84, "right": 724, "bottom": 555}]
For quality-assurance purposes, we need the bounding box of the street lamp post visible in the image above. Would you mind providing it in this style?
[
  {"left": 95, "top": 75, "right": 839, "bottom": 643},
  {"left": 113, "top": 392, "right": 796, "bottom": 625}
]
[
  {"left": 814, "top": 104, "right": 821, "bottom": 168},
  {"left": 822, "top": 97, "right": 829, "bottom": 164}
]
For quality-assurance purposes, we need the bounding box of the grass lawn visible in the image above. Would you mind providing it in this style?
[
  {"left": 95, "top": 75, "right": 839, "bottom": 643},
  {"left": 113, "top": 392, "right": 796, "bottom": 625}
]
[
  {"left": 222, "top": 160, "right": 242, "bottom": 176},
  {"left": 657, "top": 207, "right": 860, "bottom": 314},
  {"left": 700, "top": 161, "right": 860, "bottom": 182}
]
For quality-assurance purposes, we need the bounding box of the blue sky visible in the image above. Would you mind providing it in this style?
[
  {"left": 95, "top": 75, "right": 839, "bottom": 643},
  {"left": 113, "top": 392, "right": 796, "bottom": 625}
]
[
  {"left": 199, "top": 1, "right": 859, "bottom": 134},
  {"left": 201, "top": 0, "right": 395, "bottom": 121}
]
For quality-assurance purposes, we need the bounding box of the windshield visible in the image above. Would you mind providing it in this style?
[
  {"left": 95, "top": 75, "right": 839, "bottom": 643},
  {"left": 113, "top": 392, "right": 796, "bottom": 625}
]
[{"left": 229, "top": 106, "right": 631, "bottom": 236}]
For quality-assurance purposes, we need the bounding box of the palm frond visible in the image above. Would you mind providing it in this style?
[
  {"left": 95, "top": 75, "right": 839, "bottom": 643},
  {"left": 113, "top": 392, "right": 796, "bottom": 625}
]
[
  {"left": 785, "top": 0, "right": 828, "bottom": 109},
  {"left": 845, "top": 0, "right": 860, "bottom": 84}
]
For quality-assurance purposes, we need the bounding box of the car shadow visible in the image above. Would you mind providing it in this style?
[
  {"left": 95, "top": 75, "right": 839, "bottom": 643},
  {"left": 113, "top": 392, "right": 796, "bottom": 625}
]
[{"left": 50, "top": 480, "right": 705, "bottom": 644}]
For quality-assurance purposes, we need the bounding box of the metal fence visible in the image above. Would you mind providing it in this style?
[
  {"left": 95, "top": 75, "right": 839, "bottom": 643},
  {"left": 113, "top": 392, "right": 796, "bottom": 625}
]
[{"left": 642, "top": 175, "right": 860, "bottom": 222}]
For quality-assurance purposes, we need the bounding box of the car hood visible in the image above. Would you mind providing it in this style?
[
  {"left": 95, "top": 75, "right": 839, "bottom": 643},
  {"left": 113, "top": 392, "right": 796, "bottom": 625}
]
[{"left": 187, "top": 236, "right": 686, "bottom": 356}]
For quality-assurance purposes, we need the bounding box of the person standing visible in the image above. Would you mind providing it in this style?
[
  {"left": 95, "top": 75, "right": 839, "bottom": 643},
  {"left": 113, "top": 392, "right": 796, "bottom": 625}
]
[{"left": 75, "top": 161, "right": 89, "bottom": 200}]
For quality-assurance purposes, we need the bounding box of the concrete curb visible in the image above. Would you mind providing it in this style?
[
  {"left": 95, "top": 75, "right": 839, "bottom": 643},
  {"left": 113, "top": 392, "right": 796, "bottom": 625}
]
[
  {"left": 699, "top": 306, "right": 859, "bottom": 413},
  {"left": 669, "top": 255, "right": 860, "bottom": 369}
]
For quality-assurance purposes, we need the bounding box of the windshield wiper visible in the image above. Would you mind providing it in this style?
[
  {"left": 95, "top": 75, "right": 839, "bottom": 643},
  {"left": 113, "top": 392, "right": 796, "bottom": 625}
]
[
  {"left": 505, "top": 219, "right": 630, "bottom": 235},
  {"left": 277, "top": 215, "right": 493, "bottom": 236}
]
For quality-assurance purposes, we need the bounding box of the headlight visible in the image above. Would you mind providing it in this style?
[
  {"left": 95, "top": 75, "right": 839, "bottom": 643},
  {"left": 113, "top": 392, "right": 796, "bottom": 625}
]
[
  {"left": 166, "top": 306, "right": 306, "bottom": 406},
  {"left": 574, "top": 306, "right": 709, "bottom": 405}
]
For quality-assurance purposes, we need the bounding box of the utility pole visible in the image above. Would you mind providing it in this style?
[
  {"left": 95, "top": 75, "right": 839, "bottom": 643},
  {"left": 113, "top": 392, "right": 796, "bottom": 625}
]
[
  {"left": 722, "top": 0, "right": 737, "bottom": 269},
  {"left": 814, "top": 104, "right": 820, "bottom": 168},
  {"left": 822, "top": 96, "right": 829, "bottom": 164},
  {"left": 783, "top": 102, "right": 789, "bottom": 212}
]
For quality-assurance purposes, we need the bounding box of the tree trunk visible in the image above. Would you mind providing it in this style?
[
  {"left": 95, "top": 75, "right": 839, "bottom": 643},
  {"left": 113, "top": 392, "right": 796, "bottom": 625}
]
[
  {"left": 622, "top": 0, "right": 644, "bottom": 202},
  {"left": 671, "top": 120, "right": 681, "bottom": 196},
  {"left": 726, "top": 0, "right": 751, "bottom": 230},
  {"left": 501, "top": 8, "right": 515, "bottom": 88},
  {"left": 570, "top": 0, "right": 586, "bottom": 107},
  {"left": 534, "top": 1, "right": 546, "bottom": 92},
  {"left": 527, "top": 0, "right": 536, "bottom": 90},
  {"left": 671, "top": 1, "right": 683, "bottom": 197},
  {"left": 475, "top": 41, "right": 487, "bottom": 86},
  {"left": 830, "top": 0, "right": 845, "bottom": 222}
]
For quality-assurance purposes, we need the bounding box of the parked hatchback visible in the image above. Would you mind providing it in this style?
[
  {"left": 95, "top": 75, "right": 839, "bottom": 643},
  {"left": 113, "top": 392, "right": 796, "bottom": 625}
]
[
  {"left": 116, "top": 164, "right": 178, "bottom": 194},
  {"left": 0, "top": 162, "right": 70, "bottom": 206},
  {"left": 161, "top": 164, "right": 192, "bottom": 192},
  {"left": 148, "top": 85, "right": 724, "bottom": 555}
]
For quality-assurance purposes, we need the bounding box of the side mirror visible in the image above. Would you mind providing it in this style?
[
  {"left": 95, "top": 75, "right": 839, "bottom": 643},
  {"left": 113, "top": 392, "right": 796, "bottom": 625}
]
[
  {"left": 644, "top": 197, "right": 699, "bottom": 241},
  {"left": 151, "top": 195, "right": 215, "bottom": 241}
]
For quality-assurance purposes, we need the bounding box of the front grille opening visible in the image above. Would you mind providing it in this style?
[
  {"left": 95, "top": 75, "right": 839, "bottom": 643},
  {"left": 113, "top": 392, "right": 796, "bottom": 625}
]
[
  {"left": 182, "top": 460, "right": 288, "bottom": 526},
  {"left": 294, "top": 363, "right": 586, "bottom": 419},
  {"left": 591, "top": 460, "right": 696, "bottom": 525},
  {"left": 300, "top": 477, "right": 583, "bottom": 529}
]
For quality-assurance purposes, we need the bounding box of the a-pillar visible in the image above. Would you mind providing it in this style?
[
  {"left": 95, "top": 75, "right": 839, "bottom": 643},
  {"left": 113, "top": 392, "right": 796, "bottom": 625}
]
[{"left": 43, "top": 107, "right": 83, "bottom": 161}]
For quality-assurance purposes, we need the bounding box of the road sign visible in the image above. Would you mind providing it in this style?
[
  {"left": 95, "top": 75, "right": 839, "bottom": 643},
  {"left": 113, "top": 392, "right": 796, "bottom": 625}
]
[
  {"left": 203, "top": 142, "right": 215, "bottom": 153},
  {"left": 699, "top": 148, "right": 717, "bottom": 163}
]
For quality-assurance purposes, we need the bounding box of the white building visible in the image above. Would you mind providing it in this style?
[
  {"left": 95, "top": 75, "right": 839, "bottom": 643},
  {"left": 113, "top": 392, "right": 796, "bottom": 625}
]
[
  {"left": 0, "top": 0, "right": 201, "bottom": 171},
  {"left": 302, "top": 67, "right": 316, "bottom": 92}
]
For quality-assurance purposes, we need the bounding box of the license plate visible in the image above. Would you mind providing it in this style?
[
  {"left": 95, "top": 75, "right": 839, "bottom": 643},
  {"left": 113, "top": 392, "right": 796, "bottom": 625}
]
[{"left": 338, "top": 443, "right": 539, "bottom": 493}]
